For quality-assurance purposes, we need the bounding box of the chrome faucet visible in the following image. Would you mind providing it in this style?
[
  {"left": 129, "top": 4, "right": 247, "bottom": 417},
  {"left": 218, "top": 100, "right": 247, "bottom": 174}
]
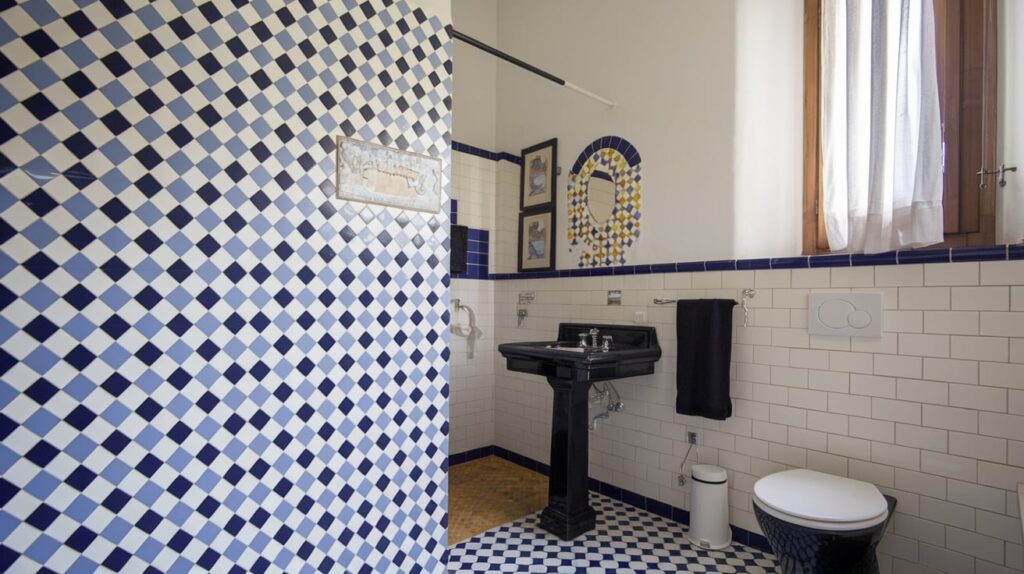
[{"left": 589, "top": 328, "right": 600, "bottom": 348}]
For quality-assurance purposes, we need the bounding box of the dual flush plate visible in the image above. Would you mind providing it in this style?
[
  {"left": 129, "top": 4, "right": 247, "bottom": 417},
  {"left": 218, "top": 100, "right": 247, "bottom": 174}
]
[{"left": 807, "top": 293, "right": 883, "bottom": 338}]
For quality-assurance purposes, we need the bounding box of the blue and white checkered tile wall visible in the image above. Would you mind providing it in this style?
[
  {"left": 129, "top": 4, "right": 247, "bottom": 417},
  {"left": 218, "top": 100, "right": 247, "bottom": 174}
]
[{"left": 0, "top": 0, "right": 451, "bottom": 572}]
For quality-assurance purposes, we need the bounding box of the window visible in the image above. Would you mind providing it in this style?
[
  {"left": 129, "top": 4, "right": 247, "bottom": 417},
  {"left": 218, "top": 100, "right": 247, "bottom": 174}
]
[{"left": 803, "top": 0, "right": 999, "bottom": 254}]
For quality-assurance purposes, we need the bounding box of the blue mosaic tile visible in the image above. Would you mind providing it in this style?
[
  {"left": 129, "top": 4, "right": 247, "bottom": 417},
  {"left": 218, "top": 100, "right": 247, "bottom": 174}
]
[
  {"left": 898, "top": 248, "right": 950, "bottom": 264},
  {"left": 449, "top": 494, "right": 776, "bottom": 572},
  {"left": 951, "top": 245, "right": 1008, "bottom": 262},
  {"left": 677, "top": 261, "right": 706, "bottom": 273},
  {"left": 852, "top": 251, "right": 898, "bottom": 266},
  {"left": 809, "top": 253, "right": 851, "bottom": 268},
  {"left": 1010, "top": 244, "right": 1024, "bottom": 260},
  {"left": 770, "top": 256, "right": 809, "bottom": 269},
  {"left": 736, "top": 258, "right": 771, "bottom": 270},
  {"left": 705, "top": 259, "right": 736, "bottom": 271},
  {"left": 0, "top": 1, "right": 452, "bottom": 571}
]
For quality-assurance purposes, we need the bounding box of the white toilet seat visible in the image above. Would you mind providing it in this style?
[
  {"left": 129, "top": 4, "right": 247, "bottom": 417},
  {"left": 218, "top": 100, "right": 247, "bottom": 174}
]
[{"left": 753, "top": 469, "right": 889, "bottom": 532}]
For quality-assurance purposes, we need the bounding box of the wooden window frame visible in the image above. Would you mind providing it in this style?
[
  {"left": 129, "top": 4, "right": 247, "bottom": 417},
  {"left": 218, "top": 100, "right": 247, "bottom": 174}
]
[{"left": 802, "top": 0, "right": 999, "bottom": 254}]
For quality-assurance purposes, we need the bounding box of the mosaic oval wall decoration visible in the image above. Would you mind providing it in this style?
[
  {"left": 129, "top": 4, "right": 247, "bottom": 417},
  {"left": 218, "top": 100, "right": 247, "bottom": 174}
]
[{"left": 567, "top": 136, "right": 642, "bottom": 267}]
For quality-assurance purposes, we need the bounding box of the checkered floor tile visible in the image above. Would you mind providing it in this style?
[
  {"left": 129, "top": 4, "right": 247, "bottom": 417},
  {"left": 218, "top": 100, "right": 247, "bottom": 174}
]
[{"left": 448, "top": 494, "right": 777, "bottom": 573}]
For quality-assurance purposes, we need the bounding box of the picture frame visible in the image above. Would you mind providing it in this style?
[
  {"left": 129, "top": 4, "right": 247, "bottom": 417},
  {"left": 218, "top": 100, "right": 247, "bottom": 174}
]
[
  {"left": 518, "top": 208, "right": 556, "bottom": 272},
  {"left": 519, "top": 138, "right": 557, "bottom": 210},
  {"left": 336, "top": 135, "right": 442, "bottom": 213}
]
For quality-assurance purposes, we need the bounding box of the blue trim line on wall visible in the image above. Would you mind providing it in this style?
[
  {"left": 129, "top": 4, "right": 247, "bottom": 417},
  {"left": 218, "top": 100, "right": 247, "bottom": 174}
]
[
  {"left": 449, "top": 446, "right": 773, "bottom": 553},
  {"left": 484, "top": 244, "right": 1024, "bottom": 281},
  {"left": 452, "top": 141, "right": 521, "bottom": 165}
]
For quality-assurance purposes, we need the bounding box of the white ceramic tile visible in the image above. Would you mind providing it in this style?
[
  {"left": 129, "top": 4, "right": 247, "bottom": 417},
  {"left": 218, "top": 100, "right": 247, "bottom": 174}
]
[
  {"left": 895, "top": 423, "right": 947, "bottom": 452},
  {"left": 980, "top": 261, "right": 1024, "bottom": 286},
  {"left": 952, "top": 287, "right": 1010, "bottom": 311},
  {"left": 948, "top": 432, "right": 1007, "bottom": 464},
  {"left": 922, "top": 405, "right": 979, "bottom": 433},
  {"left": 924, "top": 262, "right": 979, "bottom": 286},
  {"left": 900, "top": 287, "right": 951, "bottom": 310}
]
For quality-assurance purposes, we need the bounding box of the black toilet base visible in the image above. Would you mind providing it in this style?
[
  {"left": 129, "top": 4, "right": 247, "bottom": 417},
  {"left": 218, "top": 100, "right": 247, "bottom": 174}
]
[{"left": 754, "top": 495, "right": 897, "bottom": 574}]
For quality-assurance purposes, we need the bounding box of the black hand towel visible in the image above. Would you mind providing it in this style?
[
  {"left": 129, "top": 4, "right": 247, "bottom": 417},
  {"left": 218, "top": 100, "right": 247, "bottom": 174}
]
[{"left": 675, "top": 299, "right": 736, "bottom": 420}]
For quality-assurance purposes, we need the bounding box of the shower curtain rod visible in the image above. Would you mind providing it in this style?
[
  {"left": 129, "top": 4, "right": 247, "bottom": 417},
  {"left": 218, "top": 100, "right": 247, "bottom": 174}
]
[{"left": 447, "top": 27, "right": 617, "bottom": 108}]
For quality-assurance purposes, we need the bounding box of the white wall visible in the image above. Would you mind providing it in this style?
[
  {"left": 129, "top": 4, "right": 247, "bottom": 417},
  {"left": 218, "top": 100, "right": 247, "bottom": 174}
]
[
  {"left": 732, "top": 0, "right": 804, "bottom": 259},
  {"left": 452, "top": 0, "right": 498, "bottom": 150},
  {"left": 493, "top": 261, "right": 1024, "bottom": 572},
  {"left": 998, "top": 0, "right": 1024, "bottom": 245}
]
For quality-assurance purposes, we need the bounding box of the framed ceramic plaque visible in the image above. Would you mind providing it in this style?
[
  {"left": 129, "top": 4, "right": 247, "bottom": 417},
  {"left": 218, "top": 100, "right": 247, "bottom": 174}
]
[{"left": 336, "top": 136, "right": 442, "bottom": 212}]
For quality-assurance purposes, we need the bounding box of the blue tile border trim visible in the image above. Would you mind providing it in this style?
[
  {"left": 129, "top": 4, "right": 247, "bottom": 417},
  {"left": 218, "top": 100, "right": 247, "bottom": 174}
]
[
  {"left": 452, "top": 141, "right": 521, "bottom": 165},
  {"left": 482, "top": 245, "right": 1020, "bottom": 281},
  {"left": 449, "top": 446, "right": 773, "bottom": 553}
]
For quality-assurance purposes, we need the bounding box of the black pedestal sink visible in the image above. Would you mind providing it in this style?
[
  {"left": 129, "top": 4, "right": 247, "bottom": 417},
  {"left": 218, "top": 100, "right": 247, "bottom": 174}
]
[{"left": 498, "top": 323, "right": 661, "bottom": 540}]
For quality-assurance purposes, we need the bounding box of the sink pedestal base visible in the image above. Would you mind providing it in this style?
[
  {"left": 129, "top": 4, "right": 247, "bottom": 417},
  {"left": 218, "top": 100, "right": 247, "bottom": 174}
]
[{"left": 539, "top": 376, "right": 596, "bottom": 540}]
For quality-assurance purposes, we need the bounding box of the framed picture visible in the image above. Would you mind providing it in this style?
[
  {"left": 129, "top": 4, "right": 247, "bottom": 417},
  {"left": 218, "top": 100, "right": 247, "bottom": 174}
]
[
  {"left": 336, "top": 136, "right": 442, "bottom": 212},
  {"left": 519, "top": 138, "right": 557, "bottom": 210},
  {"left": 518, "top": 208, "right": 556, "bottom": 272}
]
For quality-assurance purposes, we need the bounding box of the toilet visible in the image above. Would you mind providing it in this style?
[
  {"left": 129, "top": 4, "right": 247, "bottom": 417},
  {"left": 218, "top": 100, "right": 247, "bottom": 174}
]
[{"left": 752, "top": 469, "right": 896, "bottom": 574}]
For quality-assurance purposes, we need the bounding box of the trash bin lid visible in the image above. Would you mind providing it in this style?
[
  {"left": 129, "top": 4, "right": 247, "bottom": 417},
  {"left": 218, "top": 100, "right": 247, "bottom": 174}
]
[{"left": 691, "top": 464, "right": 728, "bottom": 484}]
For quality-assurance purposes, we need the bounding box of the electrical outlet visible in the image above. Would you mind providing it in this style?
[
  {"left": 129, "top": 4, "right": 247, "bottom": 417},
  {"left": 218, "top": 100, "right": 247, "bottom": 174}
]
[
  {"left": 677, "top": 474, "right": 687, "bottom": 486},
  {"left": 633, "top": 311, "right": 646, "bottom": 323},
  {"left": 687, "top": 432, "right": 698, "bottom": 445}
]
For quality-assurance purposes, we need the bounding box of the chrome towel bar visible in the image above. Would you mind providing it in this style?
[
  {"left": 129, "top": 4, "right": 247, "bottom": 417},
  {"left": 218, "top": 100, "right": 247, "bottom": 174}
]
[{"left": 653, "top": 288, "right": 755, "bottom": 327}]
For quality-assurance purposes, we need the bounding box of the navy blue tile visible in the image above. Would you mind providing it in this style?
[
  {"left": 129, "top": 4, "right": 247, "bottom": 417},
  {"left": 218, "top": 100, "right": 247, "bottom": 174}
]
[
  {"left": 632, "top": 264, "right": 651, "bottom": 274},
  {"left": 676, "top": 262, "right": 705, "bottom": 272},
  {"left": 898, "top": 248, "right": 950, "bottom": 264},
  {"left": 1010, "top": 244, "right": 1024, "bottom": 260},
  {"left": 599, "top": 481, "right": 621, "bottom": 500},
  {"left": 671, "top": 506, "right": 691, "bottom": 526},
  {"left": 612, "top": 265, "right": 635, "bottom": 275},
  {"left": 809, "top": 253, "right": 850, "bottom": 268},
  {"left": 736, "top": 258, "right": 770, "bottom": 270},
  {"left": 645, "top": 499, "right": 673, "bottom": 520},
  {"left": 952, "top": 245, "right": 1007, "bottom": 262},
  {"left": 590, "top": 267, "right": 613, "bottom": 276},
  {"left": 705, "top": 260, "right": 736, "bottom": 271},
  {"left": 496, "top": 152, "right": 521, "bottom": 165},
  {"left": 650, "top": 263, "right": 675, "bottom": 274},
  {"left": 851, "top": 251, "right": 897, "bottom": 266},
  {"left": 620, "top": 489, "right": 645, "bottom": 510},
  {"left": 770, "top": 256, "right": 809, "bottom": 269}
]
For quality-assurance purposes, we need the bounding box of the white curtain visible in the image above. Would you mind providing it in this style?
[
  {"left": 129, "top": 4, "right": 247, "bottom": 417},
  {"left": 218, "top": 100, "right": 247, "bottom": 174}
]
[{"left": 821, "top": 0, "right": 944, "bottom": 253}]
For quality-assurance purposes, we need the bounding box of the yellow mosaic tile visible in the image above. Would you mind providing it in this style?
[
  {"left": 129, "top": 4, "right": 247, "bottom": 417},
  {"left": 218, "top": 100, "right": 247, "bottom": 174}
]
[{"left": 447, "top": 456, "right": 548, "bottom": 545}]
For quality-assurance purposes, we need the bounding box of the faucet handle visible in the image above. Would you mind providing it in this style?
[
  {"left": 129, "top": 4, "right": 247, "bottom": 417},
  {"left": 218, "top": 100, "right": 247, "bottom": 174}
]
[
  {"left": 602, "top": 335, "right": 613, "bottom": 351},
  {"left": 578, "top": 332, "right": 590, "bottom": 347}
]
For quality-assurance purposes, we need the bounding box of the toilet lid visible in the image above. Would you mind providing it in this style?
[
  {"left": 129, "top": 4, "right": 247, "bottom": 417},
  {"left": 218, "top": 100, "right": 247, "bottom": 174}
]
[{"left": 753, "top": 469, "right": 887, "bottom": 524}]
